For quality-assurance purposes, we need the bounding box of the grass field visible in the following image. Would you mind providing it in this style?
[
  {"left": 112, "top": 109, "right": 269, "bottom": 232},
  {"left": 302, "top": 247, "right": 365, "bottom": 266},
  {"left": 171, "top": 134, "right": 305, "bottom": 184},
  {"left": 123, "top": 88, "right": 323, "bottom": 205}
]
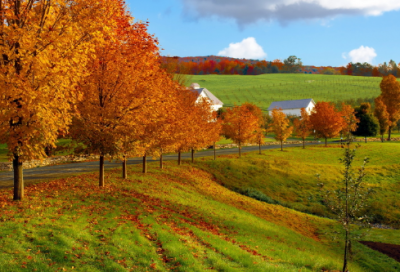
[
  {"left": 188, "top": 74, "right": 398, "bottom": 110},
  {"left": 197, "top": 142, "right": 400, "bottom": 227},
  {"left": 0, "top": 145, "right": 399, "bottom": 271}
]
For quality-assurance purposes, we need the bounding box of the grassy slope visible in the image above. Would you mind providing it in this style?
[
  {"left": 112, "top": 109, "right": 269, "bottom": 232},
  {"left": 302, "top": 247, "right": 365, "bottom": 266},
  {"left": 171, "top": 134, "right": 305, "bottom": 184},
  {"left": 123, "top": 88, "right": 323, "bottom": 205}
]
[
  {"left": 188, "top": 74, "right": 391, "bottom": 110},
  {"left": 0, "top": 154, "right": 399, "bottom": 271},
  {"left": 196, "top": 142, "right": 400, "bottom": 227}
]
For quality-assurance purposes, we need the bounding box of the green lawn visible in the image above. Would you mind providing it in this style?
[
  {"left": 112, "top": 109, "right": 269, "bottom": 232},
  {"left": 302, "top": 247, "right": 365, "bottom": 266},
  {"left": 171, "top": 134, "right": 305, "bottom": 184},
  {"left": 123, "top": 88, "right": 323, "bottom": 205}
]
[
  {"left": 1, "top": 144, "right": 400, "bottom": 271},
  {"left": 189, "top": 74, "right": 396, "bottom": 110},
  {"left": 197, "top": 142, "right": 400, "bottom": 227}
]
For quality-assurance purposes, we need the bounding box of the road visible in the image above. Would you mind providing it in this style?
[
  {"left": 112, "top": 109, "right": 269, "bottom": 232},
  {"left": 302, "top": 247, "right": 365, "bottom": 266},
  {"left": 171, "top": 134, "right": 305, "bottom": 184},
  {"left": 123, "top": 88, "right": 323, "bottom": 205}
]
[{"left": 0, "top": 143, "right": 319, "bottom": 188}]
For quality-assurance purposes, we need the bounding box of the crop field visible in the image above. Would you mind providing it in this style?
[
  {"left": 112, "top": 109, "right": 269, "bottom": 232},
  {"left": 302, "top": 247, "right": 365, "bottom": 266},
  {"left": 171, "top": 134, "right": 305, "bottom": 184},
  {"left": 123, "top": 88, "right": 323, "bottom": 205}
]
[{"left": 188, "top": 74, "right": 396, "bottom": 110}]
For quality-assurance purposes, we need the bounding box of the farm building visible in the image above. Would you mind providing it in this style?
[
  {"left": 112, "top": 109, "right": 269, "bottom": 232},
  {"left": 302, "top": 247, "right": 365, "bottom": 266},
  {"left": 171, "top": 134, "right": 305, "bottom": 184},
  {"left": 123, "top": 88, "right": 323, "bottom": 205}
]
[
  {"left": 268, "top": 98, "right": 315, "bottom": 116},
  {"left": 190, "top": 83, "right": 223, "bottom": 112}
]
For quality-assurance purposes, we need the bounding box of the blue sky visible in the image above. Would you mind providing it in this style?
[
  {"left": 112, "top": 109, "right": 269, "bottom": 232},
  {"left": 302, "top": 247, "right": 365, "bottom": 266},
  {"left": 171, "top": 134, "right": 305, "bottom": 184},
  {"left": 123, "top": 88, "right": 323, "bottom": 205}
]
[{"left": 126, "top": 0, "right": 400, "bottom": 67}]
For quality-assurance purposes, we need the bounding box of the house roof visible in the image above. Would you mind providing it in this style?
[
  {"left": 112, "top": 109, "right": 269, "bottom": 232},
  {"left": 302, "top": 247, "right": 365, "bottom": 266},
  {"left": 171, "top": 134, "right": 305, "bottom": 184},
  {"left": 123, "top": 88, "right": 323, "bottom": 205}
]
[
  {"left": 193, "top": 88, "right": 224, "bottom": 106},
  {"left": 268, "top": 99, "right": 315, "bottom": 111}
]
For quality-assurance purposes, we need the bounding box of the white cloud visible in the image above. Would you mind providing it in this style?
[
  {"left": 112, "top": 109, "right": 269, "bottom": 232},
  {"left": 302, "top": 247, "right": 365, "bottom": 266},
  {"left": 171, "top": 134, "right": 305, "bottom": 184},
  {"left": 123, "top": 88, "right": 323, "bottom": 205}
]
[
  {"left": 343, "top": 46, "right": 377, "bottom": 63},
  {"left": 181, "top": 0, "right": 400, "bottom": 25},
  {"left": 218, "top": 37, "right": 267, "bottom": 59}
]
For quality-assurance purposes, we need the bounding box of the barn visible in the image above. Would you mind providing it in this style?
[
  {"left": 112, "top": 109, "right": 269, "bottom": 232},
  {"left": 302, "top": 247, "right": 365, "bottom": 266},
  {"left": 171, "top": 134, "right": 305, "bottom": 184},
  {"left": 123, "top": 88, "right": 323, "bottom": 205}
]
[
  {"left": 190, "top": 83, "right": 223, "bottom": 112},
  {"left": 268, "top": 99, "right": 316, "bottom": 116}
]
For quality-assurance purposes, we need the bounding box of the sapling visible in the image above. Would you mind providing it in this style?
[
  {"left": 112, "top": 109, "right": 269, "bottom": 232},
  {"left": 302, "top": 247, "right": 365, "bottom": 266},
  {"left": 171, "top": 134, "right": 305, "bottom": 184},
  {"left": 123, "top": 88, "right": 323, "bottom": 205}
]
[{"left": 324, "top": 141, "right": 372, "bottom": 272}]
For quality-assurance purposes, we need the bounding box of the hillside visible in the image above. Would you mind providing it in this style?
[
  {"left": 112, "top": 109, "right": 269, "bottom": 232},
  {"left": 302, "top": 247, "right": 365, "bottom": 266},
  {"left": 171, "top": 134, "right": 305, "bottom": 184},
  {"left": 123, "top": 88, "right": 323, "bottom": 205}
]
[
  {"left": 0, "top": 144, "right": 399, "bottom": 271},
  {"left": 188, "top": 74, "right": 386, "bottom": 110}
]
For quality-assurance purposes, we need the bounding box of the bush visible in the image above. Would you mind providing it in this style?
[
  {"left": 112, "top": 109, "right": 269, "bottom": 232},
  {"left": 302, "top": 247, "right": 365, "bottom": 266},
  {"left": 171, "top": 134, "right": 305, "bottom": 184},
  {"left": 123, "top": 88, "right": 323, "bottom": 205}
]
[{"left": 242, "top": 188, "right": 279, "bottom": 205}]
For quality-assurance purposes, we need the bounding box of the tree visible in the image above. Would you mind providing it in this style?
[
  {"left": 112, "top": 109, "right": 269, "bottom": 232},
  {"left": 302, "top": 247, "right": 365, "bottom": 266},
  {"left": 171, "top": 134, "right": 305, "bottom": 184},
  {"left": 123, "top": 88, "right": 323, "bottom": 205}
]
[
  {"left": 70, "top": 14, "right": 164, "bottom": 185},
  {"left": 293, "top": 108, "right": 312, "bottom": 149},
  {"left": 340, "top": 103, "right": 359, "bottom": 140},
  {"left": 374, "top": 97, "right": 390, "bottom": 142},
  {"left": 270, "top": 109, "right": 293, "bottom": 151},
  {"left": 325, "top": 142, "right": 371, "bottom": 272},
  {"left": 376, "top": 75, "right": 400, "bottom": 140},
  {"left": 0, "top": 0, "right": 116, "bottom": 200},
  {"left": 223, "top": 105, "right": 260, "bottom": 157},
  {"left": 309, "top": 102, "right": 344, "bottom": 147},
  {"left": 352, "top": 103, "right": 379, "bottom": 143},
  {"left": 283, "top": 55, "right": 302, "bottom": 73}
]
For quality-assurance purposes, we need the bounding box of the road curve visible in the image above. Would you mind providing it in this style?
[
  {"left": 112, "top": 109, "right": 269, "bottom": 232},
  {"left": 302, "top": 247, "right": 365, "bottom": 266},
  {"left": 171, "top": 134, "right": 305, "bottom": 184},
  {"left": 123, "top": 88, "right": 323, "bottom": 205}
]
[{"left": 0, "top": 142, "right": 320, "bottom": 188}]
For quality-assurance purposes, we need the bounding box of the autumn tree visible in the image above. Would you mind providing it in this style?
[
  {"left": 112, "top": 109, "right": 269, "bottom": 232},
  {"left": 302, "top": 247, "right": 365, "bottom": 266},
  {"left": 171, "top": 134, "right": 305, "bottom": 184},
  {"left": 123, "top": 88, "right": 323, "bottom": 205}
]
[
  {"left": 70, "top": 11, "right": 165, "bottom": 185},
  {"left": 340, "top": 103, "right": 359, "bottom": 140},
  {"left": 223, "top": 105, "right": 260, "bottom": 157},
  {"left": 0, "top": 0, "right": 118, "bottom": 200},
  {"left": 309, "top": 102, "right": 344, "bottom": 147},
  {"left": 376, "top": 75, "right": 400, "bottom": 140},
  {"left": 270, "top": 109, "right": 293, "bottom": 151},
  {"left": 293, "top": 108, "right": 312, "bottom": 149},
  {"left": 374, "top": 97, "right": 390, "bottom": 142},
  {"left": 353, "top": 103, "right": 379, "bottom": 143}
]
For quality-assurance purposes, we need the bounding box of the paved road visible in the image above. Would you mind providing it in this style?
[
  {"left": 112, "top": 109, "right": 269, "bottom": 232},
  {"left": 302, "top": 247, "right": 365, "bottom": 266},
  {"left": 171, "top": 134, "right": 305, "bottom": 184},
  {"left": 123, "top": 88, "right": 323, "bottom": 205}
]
[{"left": 0, "top": 143, "right": 320, "bottom": 188}]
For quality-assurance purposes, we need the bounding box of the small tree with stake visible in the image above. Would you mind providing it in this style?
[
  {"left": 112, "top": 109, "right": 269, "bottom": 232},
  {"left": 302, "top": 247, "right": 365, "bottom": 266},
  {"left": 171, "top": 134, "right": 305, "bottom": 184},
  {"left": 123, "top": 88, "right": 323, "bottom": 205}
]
[{"left": 325, "top": 140, "right": 372, "bottom": 272}]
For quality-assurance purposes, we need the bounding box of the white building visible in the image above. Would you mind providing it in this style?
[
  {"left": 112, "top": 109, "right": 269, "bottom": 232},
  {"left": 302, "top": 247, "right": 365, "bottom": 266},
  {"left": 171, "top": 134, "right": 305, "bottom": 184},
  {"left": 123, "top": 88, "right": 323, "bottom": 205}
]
[
  {"left": 268, "top": 99, "right": 316, "bottom": 116},
  {"left": 190, "top": 83, "right": 223, "bottom": 112}
]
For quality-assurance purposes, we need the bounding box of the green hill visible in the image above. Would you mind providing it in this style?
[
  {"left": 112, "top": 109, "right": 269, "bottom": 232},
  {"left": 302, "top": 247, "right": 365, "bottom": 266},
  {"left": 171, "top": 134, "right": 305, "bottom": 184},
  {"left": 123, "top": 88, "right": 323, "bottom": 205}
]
[
  {"left": 188, "top": 74, "right": 388, "bottom": 110},
  {"left": 0, "top": 143, "right": 399, "bottom": 271}
]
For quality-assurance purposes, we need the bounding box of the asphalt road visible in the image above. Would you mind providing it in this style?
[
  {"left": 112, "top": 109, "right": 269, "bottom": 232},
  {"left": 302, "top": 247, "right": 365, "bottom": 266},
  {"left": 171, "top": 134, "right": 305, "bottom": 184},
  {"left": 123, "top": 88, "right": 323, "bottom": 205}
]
[{"left": 0, "top": 142, "right": 319, "bottom": 188}]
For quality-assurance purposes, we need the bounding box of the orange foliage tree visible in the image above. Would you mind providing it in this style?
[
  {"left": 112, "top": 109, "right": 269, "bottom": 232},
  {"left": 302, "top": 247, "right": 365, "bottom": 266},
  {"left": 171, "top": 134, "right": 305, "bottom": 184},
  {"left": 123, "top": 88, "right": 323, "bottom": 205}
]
[
  {"left": 374, "top": 96, "right": 390, "bottom": 142},
  {"left": 70, "top": 11, "right": 164, "bottom": 185},
  {"left": 376, "top": 75, "right": 400, "bottom": 140},
  {"left": 340, "top": 103, "right": 359, "bottom": 140},
  {"left": 309, "top": 102, "right": 344, "bottom": 146},
  {"left": 270, "top": 109, "right": 293, "bottom": 151},
  {"left": 293, "top": 108, "right": 312, "bottom": 149},
  {"left": 0, "top": 0, "right": 117, "bottom": 200},
  {"left": 223, "top": 105, "right": 260, "bottom": 157}
]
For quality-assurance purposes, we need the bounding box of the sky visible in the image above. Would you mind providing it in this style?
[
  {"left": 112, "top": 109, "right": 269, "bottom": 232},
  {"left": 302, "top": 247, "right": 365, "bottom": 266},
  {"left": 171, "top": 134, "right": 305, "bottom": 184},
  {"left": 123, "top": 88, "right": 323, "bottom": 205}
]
[{"left": 126, "top": 0, "right": 400, "bottom": 67}]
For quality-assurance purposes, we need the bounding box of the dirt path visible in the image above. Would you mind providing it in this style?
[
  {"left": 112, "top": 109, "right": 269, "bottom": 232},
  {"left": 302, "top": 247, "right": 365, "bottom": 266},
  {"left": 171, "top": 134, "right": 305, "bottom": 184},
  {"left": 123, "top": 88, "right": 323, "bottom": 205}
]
[{"left": 360, "top": 241, "right": 400, "bottom": 263}]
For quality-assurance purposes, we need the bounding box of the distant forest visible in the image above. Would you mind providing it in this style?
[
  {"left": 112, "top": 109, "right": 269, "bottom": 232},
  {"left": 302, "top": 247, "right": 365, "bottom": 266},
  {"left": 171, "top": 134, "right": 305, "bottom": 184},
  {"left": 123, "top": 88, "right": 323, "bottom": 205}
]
[{"left": 161, "top": 55, "right": 399, "bottom": 77}]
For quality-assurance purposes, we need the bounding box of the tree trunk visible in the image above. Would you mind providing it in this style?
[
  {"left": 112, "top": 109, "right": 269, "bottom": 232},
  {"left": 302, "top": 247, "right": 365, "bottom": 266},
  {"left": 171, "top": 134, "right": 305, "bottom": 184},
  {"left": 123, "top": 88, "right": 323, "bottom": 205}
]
[
  {"left": 213, "top": 142, "right": 216, "bottom": 160},
  {"left": 259, "top": 142, "right": 261, "bottom": 155},
  {"left": 191, "top": 148, "right": 195, "bottom": 163},
  {"left": 13, "top": 155, "right": 23, "bottom": 201},
  {"left": 381, "top": 134, "right": 384, "bottom": 142},
  {"left": 365, "top": 137, "right": 367, "bottom": 143},
  {"left": 99, "top": 155, "right": 105, "bottom": 187},
  {"left": 303, "top": 139, "right": 305, "bottom": 149},
  {"left": 325, "top": 137, "right": 328, "bottom": 147},
  {"left": 239, "top": 142, "right": 241, "bottom": 158},
  {"left": 388, "top": 126, "right": 392, "bottom": 141},
  {"left": 143, "top": 155, "right": 147, "bottom": 173},
  {"left": 280, "top": 140, "right": 283, "bottom": 151},
  {"left": 342, "top": 229, "right": 349, "bottom": 272},
  {"left": 178, "top": 151, "right": 181, "bottom": 165},
  {"left": 160, "top": 153, "right": 163, "bottom": 169},
  {"left": 122, "top": 156, "right": 127, "bottom": 179}
]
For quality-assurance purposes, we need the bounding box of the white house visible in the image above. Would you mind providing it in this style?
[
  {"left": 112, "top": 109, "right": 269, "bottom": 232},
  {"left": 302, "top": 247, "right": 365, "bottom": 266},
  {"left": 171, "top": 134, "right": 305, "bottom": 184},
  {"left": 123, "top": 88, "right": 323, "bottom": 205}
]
[
  {"left": 190, "top": 83, "right": 223, "bottom": 112},
  {"left": 268, "top": 98, "right": 316, "bottom": 116}
]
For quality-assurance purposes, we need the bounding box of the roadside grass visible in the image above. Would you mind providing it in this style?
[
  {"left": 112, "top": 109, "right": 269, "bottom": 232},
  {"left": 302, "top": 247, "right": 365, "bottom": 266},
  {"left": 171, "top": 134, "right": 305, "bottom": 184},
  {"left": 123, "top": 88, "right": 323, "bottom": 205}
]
[
  {"left": 1, "top": 159, "right": 399, "bottom": 271},
  {"left": 196, "top": 142, "right": 400, "bottom": 227},
  {"left": 189, "top": 74, "right": 393, "bottom": 110}
]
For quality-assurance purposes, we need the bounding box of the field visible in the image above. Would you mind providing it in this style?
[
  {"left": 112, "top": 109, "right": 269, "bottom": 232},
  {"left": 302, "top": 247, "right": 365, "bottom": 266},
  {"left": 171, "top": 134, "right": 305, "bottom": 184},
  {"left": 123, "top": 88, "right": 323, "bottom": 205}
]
[
  {"left": 188, "top": 74, "right": 395, "bottom": 110},
  {"left": 0, "top": 144, "right": 399, "bottom": 271}
]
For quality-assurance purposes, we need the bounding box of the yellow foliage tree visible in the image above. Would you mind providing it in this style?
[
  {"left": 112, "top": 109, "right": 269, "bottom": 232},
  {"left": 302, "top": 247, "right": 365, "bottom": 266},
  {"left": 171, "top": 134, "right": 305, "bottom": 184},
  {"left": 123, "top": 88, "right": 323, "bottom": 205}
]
[
  {"left": 374, "top": 96, "right": 390, "bottom": 142},
  {"left": 223, "top": 105, "right": 260, "bottom": 157},
  {"left": 0, "top": 0, "right": 115, "bottom": 200},
  {"left": 271, "top": 108, "right": 293, "bottom": 151},
  {"left": 340, "top": 103, "right": 359, "bottom": 140}
]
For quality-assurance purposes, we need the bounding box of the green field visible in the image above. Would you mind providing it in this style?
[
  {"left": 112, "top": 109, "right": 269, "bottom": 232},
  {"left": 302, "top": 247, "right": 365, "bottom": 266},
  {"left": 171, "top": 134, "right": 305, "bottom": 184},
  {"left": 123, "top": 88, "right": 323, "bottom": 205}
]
[
  {"left": 0, "top": 144, "right": 399, "bottom": 271},
  {"left": 189, "top": 74, "right": 392, "bottom": 110},
  {"left": 197, "top": 142, "right": 400, "bottom": 227}
]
